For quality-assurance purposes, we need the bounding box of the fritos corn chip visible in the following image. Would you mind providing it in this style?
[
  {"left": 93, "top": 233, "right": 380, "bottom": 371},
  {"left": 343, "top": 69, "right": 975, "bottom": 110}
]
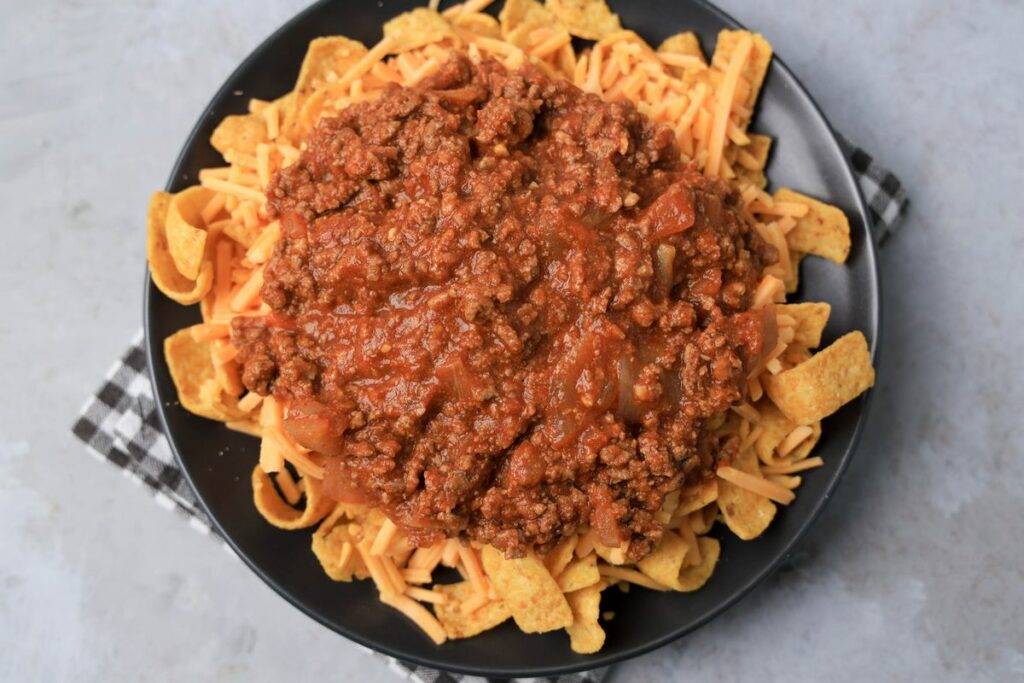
[
  {"left": 636, "top": 530, "right": 689, "bottom": 589},
  {"left": 295, "top": 36, "right": 368, "bottom": 93},
  {"left": 658, "top": 31, "right": 705, "bottom": 63},
  {"left": 675, "top": 477, "right": 719, "bottom": 517},
  {"left": 545, "top": 535, "right": 579, "bottom": 578},
  {"left": 718, "top": 444, "right": 777, "bottom": 540},
  {"left": 165, "top": 186, "right": 214, "bottom": 280},
  {"left": 481, "top": 545, "right": 573, "bottom": 633},
  {"left": 147, "top": 193, "right": 214, "bottom": 305},
  {"left": 754, "top": 400, "right": 801, "bottom": 465},
  {"left": 251, "top": 465, "right": 334, "bottom": 530},
  {"left": 676, "top": 536, "right": 720, "bottom": 592},
  {"left": 434, "top": 581, "right": 512, "bottom": 639},
  {"left": 546, "top": 0, "right": 621, "bottom": 40},
  {"left": 163, "top": 326, "right": 243, "bottom": 420},
  {"left": 385, "top": 9, "right": 456, "bottom": 52},
  {"left": 312, "top": 505, "right": 368, "bottom": 581},
  {"left": 565, "top": 583, "right": 606, "bottom": 653},
  {"left": 779, "top": 302, "right": 831, "bottom": 348},
  {"left": 210, "top": 113, "right": 268, "bottom": 157},
  {"left": 499, "top": 0, "right": 552, "bottom": 36},
  {"left": 775, "top": 188, "right": 852, "bottom": 264},
  {"left": 557, "top": 553, "right": 601, "bottom": 592},
  {"left": 711, "top": 30, "right": 773, "bottom": 114},
  {"left": 765, "top": 331, "right": 875, "bottom": 424}
]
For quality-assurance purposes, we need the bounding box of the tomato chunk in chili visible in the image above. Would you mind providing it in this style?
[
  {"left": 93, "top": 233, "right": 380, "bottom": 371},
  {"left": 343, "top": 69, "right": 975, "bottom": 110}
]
[{"left": 232, "top": 54, "right": 777, "bottom": 560}]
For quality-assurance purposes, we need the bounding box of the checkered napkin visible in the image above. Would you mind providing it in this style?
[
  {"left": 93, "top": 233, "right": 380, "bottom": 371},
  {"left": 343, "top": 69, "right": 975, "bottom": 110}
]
[{"left": 72, "top": 142, "right": 906, "bottom": 683}]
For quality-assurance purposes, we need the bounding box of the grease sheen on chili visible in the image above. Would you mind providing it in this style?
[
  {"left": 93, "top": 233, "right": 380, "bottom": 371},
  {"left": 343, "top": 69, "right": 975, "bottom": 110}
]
[{"left": 232, "top": 54, "right": 777, "bottom": 561}]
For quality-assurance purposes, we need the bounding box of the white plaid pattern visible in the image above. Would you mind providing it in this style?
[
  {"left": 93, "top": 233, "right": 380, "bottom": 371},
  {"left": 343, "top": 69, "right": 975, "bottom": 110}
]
[
  {"left": 840, "top": 137, "right": 909, "bottom": 244},
  {"left": 72, "top": 144, "right": 905, "bottom": 682}
]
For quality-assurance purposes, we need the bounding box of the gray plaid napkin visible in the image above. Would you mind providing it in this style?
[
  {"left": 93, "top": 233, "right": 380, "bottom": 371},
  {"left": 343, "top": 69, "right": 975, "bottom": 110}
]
[{"left": 72, "top": 142, "right": 906, "bottom": 683}]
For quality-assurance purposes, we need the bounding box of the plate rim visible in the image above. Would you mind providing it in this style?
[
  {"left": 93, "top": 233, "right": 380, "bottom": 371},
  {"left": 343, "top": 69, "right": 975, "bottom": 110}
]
[{"left": 144, "top": 0, "right": 881, "bottom": 675}]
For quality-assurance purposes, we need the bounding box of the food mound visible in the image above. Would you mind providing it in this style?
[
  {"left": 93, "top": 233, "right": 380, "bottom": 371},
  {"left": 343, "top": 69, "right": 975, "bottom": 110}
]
[
  {"left": 149, "top": 0, "right": 877, "bottom": 653},
  {"left": 232, "top": 54, "right": 777, "bottom": 562}
]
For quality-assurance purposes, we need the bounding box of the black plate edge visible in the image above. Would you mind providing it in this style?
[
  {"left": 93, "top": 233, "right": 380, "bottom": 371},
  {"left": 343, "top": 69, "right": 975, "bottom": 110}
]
[{"left": 142, "top": 0, "right": 883, "bottom": 675}]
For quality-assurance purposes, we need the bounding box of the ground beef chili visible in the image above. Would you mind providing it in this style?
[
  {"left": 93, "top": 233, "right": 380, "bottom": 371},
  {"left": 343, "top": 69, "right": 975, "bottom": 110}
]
[{"left": 232, "top": 54, "right": 777, "bottom": 560}]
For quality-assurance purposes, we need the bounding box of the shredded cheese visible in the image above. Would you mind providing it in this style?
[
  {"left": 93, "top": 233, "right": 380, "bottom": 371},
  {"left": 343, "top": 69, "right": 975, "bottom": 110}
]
[
  {"left": 199, "top": 167, "right": 231, "bottom": 182},
  {"left": 214, "top": 350, "right": 244, "bottom": 396},
  {"left": 200, "top": 192, "right": 227, "bottom": 225},
  {"left": 706, "top": 35, "right": 752, "bottom": 177},
  {"left": 337, "top": 37, "right": 396, "bottom": 91},
  {"left": 380, "top": 555, "right": 408, "bottom": 595},
  {"left": 200, "top": 177, "right": 266, "bottom": 204},
  {"left": 258, "top": 433, "right": 284, "bottom": 473},
  {"left": 658, "top": 52, "right": 703, "bottom": 69},
  {"left": 356, "top": 540, "right": 397, "bottom": 597},
  {"left": 532, "top": 31, "right": 571, "bottom": 59},
  {"left": 457, "top": 545, "right": 488, "bottom": 599},
  {"left": 717, "top": 466, "right": 796, "bottom": 505},
  {"left": 237, "top": 392, "right": 263, "bottom": 413},
  {"left": 762, "top": 456, "right": 825, "bottom": 475},
  {"left": 337, "top": 542, "right": 354, "bottom": 574},
  {"left": 380, "top": 593, "right": 447, "bottom": 645},
  {"left": 776, "top": 425, "right": 815, "bottom": 458},
  {"left": 400, "top": 567, "right": 433, "bottom": 584},
  {"left": 598, "top": 565, "right": 668, "bottom": 591},
  {"left": 245, "top": 221, "right": 281, "bottom": 264},
  {"left": 408, "top": 543, "right": 445, "bottom": 571},
  {"left": 275, "top": 467, "right": 302, "bottom": 506},
  {"left": 767, "top": 474, "right": 802, "bottom": 490},
  {"left": 751, "top": 274, "right": 785, "bottom": 309},
  {"left": 210, "top": 340, "right": 239, "bottom": 366},
  {"left": 263, "top": 102, "right": 280, "bottom": 140},
  {"left": 405, "top": 586, "right": 446, "bottom": 604},
  {"left": 229, "top": 266, "right": 264, "bottom": 312},
  {"left": 267, "top": 429, "right": 325, "bottom": 479},
  {"left": 738, "top": 424, "right": 763, "bottom": 454},
  {"left": 370, "top": 519, "right": 398, "bottom": 556},
  {"left": 441, "top": 538, "right": 461, "bottom": 567},
  {"left": 730, "top": 402, "right": 761, "bottom": 423},
  {"left": 189, "top": 323, "right": 229, "bottom": 343},
  {"left": 747, "top": 374, "right": 764, "bottom": 402}
]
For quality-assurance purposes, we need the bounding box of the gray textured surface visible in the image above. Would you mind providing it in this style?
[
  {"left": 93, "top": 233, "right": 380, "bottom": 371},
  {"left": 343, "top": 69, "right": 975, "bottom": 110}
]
[{"left": 1, "top": 1, "right": 1022, "bottom": 681}]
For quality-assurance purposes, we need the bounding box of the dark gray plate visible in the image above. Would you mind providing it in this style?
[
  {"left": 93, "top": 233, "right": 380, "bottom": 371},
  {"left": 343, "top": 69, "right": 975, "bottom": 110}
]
[{"left": 145, "top": 0, "right": 880, "bottom": 676}]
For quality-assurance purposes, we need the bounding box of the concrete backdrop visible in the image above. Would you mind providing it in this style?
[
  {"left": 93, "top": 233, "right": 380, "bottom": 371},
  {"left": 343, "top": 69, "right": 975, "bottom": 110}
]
[{"left": 1, "top": 1, "right": 1022, "bottom": 681}]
